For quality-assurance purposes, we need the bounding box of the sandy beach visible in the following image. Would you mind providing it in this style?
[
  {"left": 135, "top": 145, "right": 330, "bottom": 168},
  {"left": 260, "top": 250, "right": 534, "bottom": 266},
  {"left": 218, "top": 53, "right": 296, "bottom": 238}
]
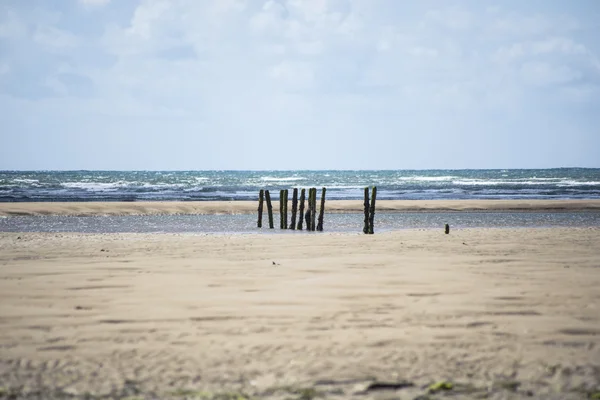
[
  {"left": 3, "top": 0, "right": 599, "bottom": 396},
  {"left": 1, "top": 199, "right": 600, "bottom": 217},
  {"left": 1, "top": 223, "right": 599, "bottom": 399}
]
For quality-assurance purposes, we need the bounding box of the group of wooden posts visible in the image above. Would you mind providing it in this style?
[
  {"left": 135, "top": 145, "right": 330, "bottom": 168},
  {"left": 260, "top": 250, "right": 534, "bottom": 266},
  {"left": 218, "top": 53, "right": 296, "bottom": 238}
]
[
  {"left": 257, "top": 186, "right": 378, "bottom": 234},
  {"left": 257, "top": 188, "right": 326, "bottom": 231}
]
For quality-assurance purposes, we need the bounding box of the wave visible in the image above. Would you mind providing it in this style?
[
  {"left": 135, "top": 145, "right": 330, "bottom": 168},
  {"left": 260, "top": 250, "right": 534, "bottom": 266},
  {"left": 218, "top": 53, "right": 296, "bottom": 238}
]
[
  {"left": 60, "top": 181, "right": 201, "bottom": 192},
  {"left": 451, "top": 179, "right": 600, "bottom": 186},
  {"left": 557, "top": 181, "right": 600, "bottom": 186},
  {"left": 320, "top": 185, "right": 364, "bottom": 189},
  {"left": 2, "top": 170, "right": 600, "bottom": 202},
  {"left": 260, "top": 176, "right": 306, "bottom": 182},
  {"left": 61, "top": 182, "right": 128, "bottom": 191},
  {"left": 396, "top": 176, "right": 456, "bottom": 182},
  {"left": 12, "top": 178, "right": 40, "bottom": 184}
]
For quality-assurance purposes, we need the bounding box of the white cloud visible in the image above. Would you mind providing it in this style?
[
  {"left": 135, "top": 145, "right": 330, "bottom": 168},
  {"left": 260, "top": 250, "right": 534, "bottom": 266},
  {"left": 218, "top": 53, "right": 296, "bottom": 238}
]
[
  {"left": 250, "top": 0, "right": 286, "bottom": 34},
  {"left": 126, "top": 0, "right": 171, "bottom": 39}
]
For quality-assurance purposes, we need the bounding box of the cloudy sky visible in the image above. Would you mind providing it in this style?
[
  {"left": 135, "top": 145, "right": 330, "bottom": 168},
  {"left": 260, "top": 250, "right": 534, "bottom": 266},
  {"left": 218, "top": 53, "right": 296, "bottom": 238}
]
[{"left": 1, "top": 0, "right": 599, "bottom": 170}]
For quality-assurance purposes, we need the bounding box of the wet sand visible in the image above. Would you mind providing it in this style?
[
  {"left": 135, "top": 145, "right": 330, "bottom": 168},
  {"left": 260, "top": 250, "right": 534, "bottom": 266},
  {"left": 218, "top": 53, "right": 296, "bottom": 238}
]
[
  {"left": 1, "top": 227, "right": 599, "bottom": 399},
  {"left": 1, "top": 199, "right": 600, "bottom": 217}
]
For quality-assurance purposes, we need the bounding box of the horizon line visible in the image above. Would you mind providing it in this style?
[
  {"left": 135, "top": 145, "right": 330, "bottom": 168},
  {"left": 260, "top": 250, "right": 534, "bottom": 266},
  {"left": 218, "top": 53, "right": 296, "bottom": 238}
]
[{"left": 1, "top": 167, "right": 599, "bottom": 173}]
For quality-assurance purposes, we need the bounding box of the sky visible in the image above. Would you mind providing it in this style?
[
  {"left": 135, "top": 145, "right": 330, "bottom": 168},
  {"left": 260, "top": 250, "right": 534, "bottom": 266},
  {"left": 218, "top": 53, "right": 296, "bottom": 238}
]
[{"left": 0, "top": 0, "right": 599, "bottom": 170}]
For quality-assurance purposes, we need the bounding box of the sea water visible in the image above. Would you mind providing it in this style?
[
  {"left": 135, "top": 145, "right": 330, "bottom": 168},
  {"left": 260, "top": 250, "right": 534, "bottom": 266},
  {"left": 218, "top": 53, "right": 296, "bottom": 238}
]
[
  {"left": 2, "top": 212, "right": 600, "bottom": 234},
  {"left": 1, "top": 169, "right": 600, "bottom": 202},
  {"left": 2, "top": 169, "right": 599, "bottom": 233}
]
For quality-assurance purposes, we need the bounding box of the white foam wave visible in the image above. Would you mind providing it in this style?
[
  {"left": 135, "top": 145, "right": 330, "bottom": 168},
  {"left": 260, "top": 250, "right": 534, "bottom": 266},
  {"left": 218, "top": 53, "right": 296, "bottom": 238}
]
[
  {"left": 140, "top": 182, "right": 186, "bottom": 189},
  {"left": 397, "top": 176, "right": 456, "bottom": 182},
  {"left": 61, "top": 181, "right": 129, "bottom": 191},
  {"left": 453, "top": 179, "right": 545, "bottom": 186},
  {"left": 557, "top": 180, "right": 600, "bottom": 186},
  {"left": 324, "top": 185, "right": 364, "bottom": 189},
  {"left": 261, "top": 176, "right": 306, "bottom": 182},
  {"left": 453, "top": 179, "right": 600, "bottom": 186},
  {"left": 525, "top": 177, "right": 566, "bottom": 181},
  {"left": 13, "top": 178, "right": 40, "bottom": 184},
  {"left": 61, "top": 181, "right": 199, "bottom": 191}
]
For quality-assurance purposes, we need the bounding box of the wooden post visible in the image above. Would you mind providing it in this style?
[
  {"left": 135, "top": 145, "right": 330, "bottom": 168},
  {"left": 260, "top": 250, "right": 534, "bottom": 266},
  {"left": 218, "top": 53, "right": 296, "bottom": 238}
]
[
  {"left": 306, "top": 188, "right": 311, "bottom": 231},
  {"left": 279, "top": 190, "right": 284, "bottom": 229},
  {"left": 363, "top": 187, "right": 370, "bottom": 234},
  {"left": 283, "top": 189, "right": 289, "bottom": 229},
  {"left": 257, "top": 189, "right": 264, "bottom": 228},
  {"left": 313, "top": 188, "right": 318, "bottom": 231},
  {"left": 265, "top": 190, "right": 274, "bottom": 229},
  {"left": 303, "top": 188, "right": 312, "bottom": 231},
  {"left": 297, "top": 188, "right": 306, "bottom": 230},
  {"left": 290, "top": 188, "right": 298, "bottom": 230},
  {"left": 445, "top": 224, "right": 450, "bottom": 234},
  {"left": 317, "top": 187, "right": 326, "bottom": 231},
  {"left": 368, "top": 186, "right": 377, "bottom": 234},
  {"left": 310, "top": 188, "right": 317, "bottom": 232},
  {"left": 306, "top": 188, "right": 313, "bottom": 231}
]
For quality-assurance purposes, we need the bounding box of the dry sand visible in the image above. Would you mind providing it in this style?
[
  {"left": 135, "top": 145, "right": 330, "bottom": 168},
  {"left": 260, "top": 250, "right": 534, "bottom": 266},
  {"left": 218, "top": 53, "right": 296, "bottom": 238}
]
[
  {"left": 1, "top": 227, "right": 599, "bottom": 399},
  {"left": 2, "top": 199, "right": 600, "bottom": 216}
]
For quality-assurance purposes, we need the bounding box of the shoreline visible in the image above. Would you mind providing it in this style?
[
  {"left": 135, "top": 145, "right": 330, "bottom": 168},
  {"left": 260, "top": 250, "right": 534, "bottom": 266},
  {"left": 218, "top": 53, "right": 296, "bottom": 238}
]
[{"left": 2, "top": 199, "right": 600, "bottom": 216}]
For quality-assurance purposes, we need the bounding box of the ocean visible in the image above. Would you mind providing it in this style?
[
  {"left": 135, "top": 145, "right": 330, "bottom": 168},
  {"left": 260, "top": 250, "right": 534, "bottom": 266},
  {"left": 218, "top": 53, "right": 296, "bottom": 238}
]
[{"left": 1, "top": 169, "right": 600, "bottom": 202}]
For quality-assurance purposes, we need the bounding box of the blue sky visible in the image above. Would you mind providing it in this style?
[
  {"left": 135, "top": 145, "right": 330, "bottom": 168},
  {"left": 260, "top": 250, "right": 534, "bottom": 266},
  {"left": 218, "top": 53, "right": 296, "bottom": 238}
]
[{"left": 1, "top": 0, "right": 599, "bottom": 170}]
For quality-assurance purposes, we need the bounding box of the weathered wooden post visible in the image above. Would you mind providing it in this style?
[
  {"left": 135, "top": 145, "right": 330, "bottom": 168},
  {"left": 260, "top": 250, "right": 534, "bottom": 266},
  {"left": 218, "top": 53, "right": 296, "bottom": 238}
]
[
  {"left": 297, "top": 188, "right": 306, "bottom": 230},
  {"left": 257, "top": 189, "right": 264, "bottom": 228},
  {"left": 312, "top": 187, "right": 316, "bottom": 230},
  {"left": 311, "top": 188, "right": 317, "bottom": 231},
  {"left": 290, "top": 188, "right": 298, "bottom": 230},
  {"left": 304, "top": 188, "right": 312, "bottom": 231},
  {"left": 279, "top": 190, "right": 284, "bottom": 229},
  {"left": 368, "top": 186, "right": 377, "bottom": 234},
  {"left": 265, "top": 190, "right": 274, "bottom": 229},
  {"left": 317, "top": 187, "right": 326, "bottom": 231},
  {"left": 313, "top": 188, "right": 318, "bottom": 231},
  {"left": 306, "top": 188, "right": 313, "bottom": 231},
  {"left": 445, "top": 224, "right": 450, "bottom": 234},
  {"left": 283, "top": 189, "right": 289, "bottom": 229},
  {"left": 363, "top": 187, "right": 370, "bottom": 234},
  {"left": 306, "top": 188, "right": 311, "bottom": 231}
]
